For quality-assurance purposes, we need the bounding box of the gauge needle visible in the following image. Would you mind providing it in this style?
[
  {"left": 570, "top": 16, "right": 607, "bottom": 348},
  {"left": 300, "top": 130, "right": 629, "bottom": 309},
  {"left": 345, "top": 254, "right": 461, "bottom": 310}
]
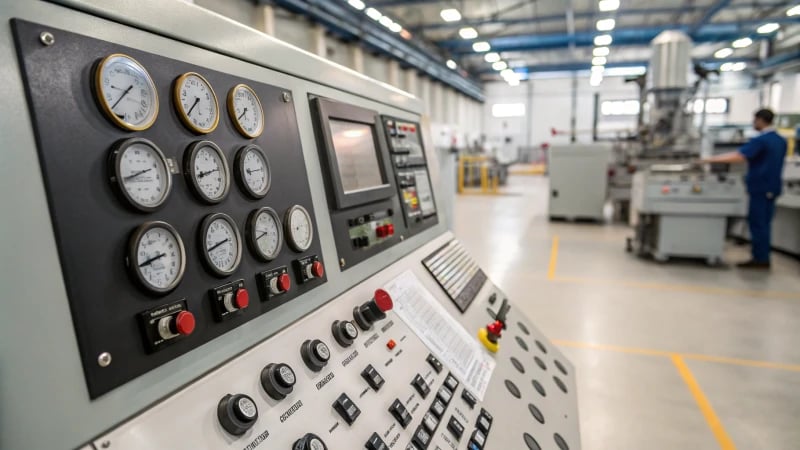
[
  {"left": 256, "top": 230, "right": 271, "bottom": 240},
  {"left": 198, "top": 168, "right": 219, "bottom": 179},
  {"left": 139, "top": 253, "right": 166, "bottom": 267},
  {"left": 208, "top": 238, "right": 230, "bottom": 252},
  {"left": 246, "top": 168, "right": 263, "bottom": 175},
  {"left": 124, "top": 168, "right": 152, "bottom": 180},
  {"left": 111, "top": 85, "right": 134, "bottom": 110},
  {"left": 186, "top": 97, "right": 200, "bottom": 117},
  {"left": 237, "top": 108, "right": 248, "bottom": 120}
]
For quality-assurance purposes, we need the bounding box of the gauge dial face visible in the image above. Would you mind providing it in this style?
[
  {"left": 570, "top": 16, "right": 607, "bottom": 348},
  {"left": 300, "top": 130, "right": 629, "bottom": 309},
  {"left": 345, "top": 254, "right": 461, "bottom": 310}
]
[
  {"left": 228, "top": 84, "right": 265, "bottom": 138},
  {"left": 111, "top": 138, "right": 172, "bottom": 212},
  {"left": 185, "top": 141, "right": 230, "bottom": 204},
  {"left": 248, "top": 207, "right": 282, "bottom": 261},
  {"left": 174, "top": 72, "right": 219, "bottom": 134},
  {"left": 129, "top": 222, "right": 186, "bottom": 294},
  {"left": 200, "top": 213, "right": 242, "bottom": 276},
  {"left": 236, "top": 145, "right": 271, "bottom": 199},
  {"left": 94, "top": 53, "right": 159, "bottom": 131},
  {"left": 284, "top": 205, "right": 314, "bottom": 252}
]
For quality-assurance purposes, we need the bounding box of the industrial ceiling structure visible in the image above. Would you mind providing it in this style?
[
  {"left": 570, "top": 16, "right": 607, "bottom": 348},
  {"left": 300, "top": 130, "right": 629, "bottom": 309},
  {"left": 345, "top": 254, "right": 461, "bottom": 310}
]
[{"left": 275, "top": 0, "right": 800, "bottom": 98}]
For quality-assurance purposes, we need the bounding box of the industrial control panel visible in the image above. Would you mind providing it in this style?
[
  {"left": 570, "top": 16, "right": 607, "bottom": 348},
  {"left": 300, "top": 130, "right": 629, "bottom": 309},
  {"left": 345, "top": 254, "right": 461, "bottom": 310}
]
[{"left": 0, "top": 1, "right": 580, "bottom": 449}]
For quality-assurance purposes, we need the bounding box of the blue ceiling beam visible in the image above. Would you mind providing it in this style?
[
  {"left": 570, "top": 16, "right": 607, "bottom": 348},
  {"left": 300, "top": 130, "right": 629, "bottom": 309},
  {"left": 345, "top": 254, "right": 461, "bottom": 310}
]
[
  {"left": 270, "top": 0, "right": 484, "bottom": 101},
  {"left": 689, "top": 0, "right": 733, "bottom": 36}
]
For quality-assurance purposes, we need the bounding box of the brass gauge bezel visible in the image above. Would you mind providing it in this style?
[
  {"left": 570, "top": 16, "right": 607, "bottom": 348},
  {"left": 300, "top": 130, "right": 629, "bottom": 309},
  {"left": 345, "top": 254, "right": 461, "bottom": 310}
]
[
  {"left": 93, "top": 53, "right": 159, "bottom": 131},
  {"left": 227, "top": 84, "right": 265, "bottom": 138},
  {"left": 173, "top": 72, "right": 220, "bottom": 134}
]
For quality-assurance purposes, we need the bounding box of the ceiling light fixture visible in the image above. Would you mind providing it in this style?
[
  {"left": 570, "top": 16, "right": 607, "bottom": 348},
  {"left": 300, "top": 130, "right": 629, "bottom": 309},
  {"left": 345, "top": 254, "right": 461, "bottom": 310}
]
[
  {"left": 365, "top": 7, "right": 382, "bottom": 20},
  {"left": 472, "top": 41, "right": 491, "bottom": 52},
  {"left": 757, "top": 23, "right": 780, "bottom": 34},
  {"left": 714, "top": 48, "right": 733, "bottom": 58},
  {"left": 347, "top": 0, "right": 366, "bottom": 10},
  {"left": 592, "top": 56, "right": 607, "bottom": 66},
  {"left": 594, "top": 34, "right": 613, "bottom": 46},
  {"left": 459, "top": 27, "right": 478, "bottom": 39},
  {"left": 593, "top": 46, "right": 610, "bottom": 57},
  {"left": 788, "top": 5, "right": 800, "bottom": 16},
  {"left": 493, "top": 61, "right": 508, "bottom": 71},
  {"left": 440, "top": 8, "right": 462, "bottom": 22},
  {"left": 446, "top": 59, "right": 457, "bottom": 69},
  {"left": 591, "top": 65, "right": 605, "bottom": 73},
  {"left": 379, "top": 16, "right": 394, "bottom": 28},
  {"left": 598, "top": 0, "right": 620, "bottom": 12},
  {"left": 590, "top": 73, "right": 603, "bottom": 86},
  {"left": 732, "top": 37, "right": 753, "bottom": 48},
  {"left": 596, "top": 19, "right": 616, "bottom": 31},
  {"left": 389, "top": 22, "right": 403, "bottom": 33},
  {"left": 484, "top": 52, "right": 500, "bottom": 63},
  {"left": 508, "top": 79, "right": 520, "bottom": 86}
]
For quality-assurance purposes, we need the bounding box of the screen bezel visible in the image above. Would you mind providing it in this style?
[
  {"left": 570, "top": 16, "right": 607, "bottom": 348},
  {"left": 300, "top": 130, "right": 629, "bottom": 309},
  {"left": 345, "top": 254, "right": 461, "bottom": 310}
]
[{"left": 312, "top": 97, "right": 396, "bottom": 210}]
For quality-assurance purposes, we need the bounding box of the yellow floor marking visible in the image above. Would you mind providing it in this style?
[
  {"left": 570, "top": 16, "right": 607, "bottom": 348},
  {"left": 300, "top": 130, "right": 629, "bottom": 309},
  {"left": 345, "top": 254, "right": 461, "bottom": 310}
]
[
  {"left": 671, "top": 354, "right": 737, "bottom": 450},
  {"left": 547, "top": 235, "right": 560, "bottom": 280},
  {"left": 551, "top": 274, "right": 800, "bottom": 300},
  {"left": 552, "top": 339, "right": 800, "bottom": 373}
]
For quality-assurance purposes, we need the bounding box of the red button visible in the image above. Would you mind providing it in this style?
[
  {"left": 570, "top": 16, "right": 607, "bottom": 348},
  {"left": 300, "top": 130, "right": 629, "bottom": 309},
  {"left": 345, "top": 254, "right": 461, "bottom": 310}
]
[
  {"left": 387, "top": 224, "right": 395, "bottom": 236},
  {"left": 278, "top": 273, "right": 291, "bottom": 292},
  {"left": 376, "top": 226, "right": 388, "bottom": 238},
  {"left": 373, "top": 288, "right": 393, "bottom": 312},
  {"left": 175, "top": 311, "right": 195, "bottom": 336},
  {"left": 235, "top": 289, "right": 249, "bottom": 309},
  {"left": 661, "top": 186, "right": 670, "bottom": 194},
  {"left": 311, "top": 261, "right": 325, "bottom": 278},
  {"left": 387, "top": 339, "right": 396, "bottom": 350}
]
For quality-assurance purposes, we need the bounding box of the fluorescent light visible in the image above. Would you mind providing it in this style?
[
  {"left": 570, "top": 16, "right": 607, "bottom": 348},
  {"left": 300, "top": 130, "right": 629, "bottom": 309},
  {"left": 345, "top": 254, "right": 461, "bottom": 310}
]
[
  {"left": 389, "top": 22, "right": 403, "bottom": 33},
  {"left": 599, "top": 0, "right": 620, "bottom": 12},
  {"left": 592, "top": 56, "right": 607, "bottom": 66},
  {"left": 446, "top": 59, "right": 457, "bottom": 69},
  {"left": 591, "top": 65, "right": 605, "bottom": 73},
  {"left": 714, "top": 48, "right": 733, "bottom": 58},
  {"left": 347, "top": 0, "right": 365, "bottom": 10},
  {"left": 472, "top": 41, "right": 491, "bottom": 52},
  {"left": 440, "top": 8, "right": 462, "bottom": 22},
  {"left": 492, "top": 61, "right": 508, "bottom": 71},
  {"left": 365, "top": 7, "right": 382, "bottom": 20},
  {"left": 594, "top": 34, "right": 613, "bottom": 46},
  {"left": 379, "top": 16, "right": 394, "bottom": 28},
  {"left": 720, "top": 62, "right": 733, "bottom": 71},
  {"left": 596, "top": 19, "right": 616, "bottom": 31},
  {"left": 484, "top": 52, "right": 500, "bottom": 63},
  {"left": 590, "top": 74, "right": 603, "bottom": 86},
  {"left": 459, "top": 27, "right": 478, "bottom": 39},
  {"left": 603, "top": 66, "right": 647, "bottom": 76},
  {"left": 732, "top": 62, "right": 747, "bottom": 71},
  {"left": 788, "top": 5, "right": 800, "bottom": 16},
  {"left": 732, "top": 37, "right": 753, "bottom": 48},
  {"left": 757, "top": 23, "right": 780, "bottom": 34},
  {"left": 500, "top": 69, "right": 515, "bottom": 78},
  {"left": 593, "top": 46, "right": 610, "bottom": 57},
  {"left": 507, "top": 79, "right": 520, "bottom": 86}
]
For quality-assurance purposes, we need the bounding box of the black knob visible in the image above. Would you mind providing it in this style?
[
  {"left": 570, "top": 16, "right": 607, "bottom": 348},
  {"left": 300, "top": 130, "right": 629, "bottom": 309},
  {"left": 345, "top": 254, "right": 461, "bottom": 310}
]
[
  {"left": 353, "top": 289, "right": 394, "bottom": 331},
  {"left": 217, "top": 393, "right": 258, "bottom": 436},
  {"left": 293, "top": 433, "right": 327, "bottom": 450},
  {"left": 332, "top": 320, "right": 359, "bottom": 347},
  {"left": 260, "top": 363, "right": 297, "bottom": 400},
  {"left": 301, "top": 339, "right": 330, "bottom": 372}
]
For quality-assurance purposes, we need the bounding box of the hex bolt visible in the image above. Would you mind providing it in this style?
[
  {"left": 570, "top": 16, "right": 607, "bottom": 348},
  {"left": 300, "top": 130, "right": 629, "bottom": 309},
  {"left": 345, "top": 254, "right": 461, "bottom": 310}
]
[{"left": 39, "top": 31, "right": 55, "bottom": 46}]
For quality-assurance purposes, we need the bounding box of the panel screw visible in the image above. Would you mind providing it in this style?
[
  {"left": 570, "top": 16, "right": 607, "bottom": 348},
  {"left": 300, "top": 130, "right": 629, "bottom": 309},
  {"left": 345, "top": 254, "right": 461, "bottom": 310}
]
[
  {"left": 39, "top": 31, "right": 55, "bottom": 46},
  {"left": 101, "top": 441, "right": 111, "bottom": 448},
  {"left": 400, "top": 235, "right": 405, "bottom": 241},
  {"left": 281, "top": 92, "right": 291, "bottom": 103},
  {"left": 97, "top": 352, "right": 112, "bottom": 367},
  {"left": 339, "top": 258, "right": 346, "bottom": 268}
]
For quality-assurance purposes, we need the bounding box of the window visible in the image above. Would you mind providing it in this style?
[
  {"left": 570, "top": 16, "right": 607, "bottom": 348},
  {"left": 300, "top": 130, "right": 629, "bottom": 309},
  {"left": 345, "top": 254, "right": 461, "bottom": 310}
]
[
  {"left": 491, "top": 103, "right": 525, "bottom": 118},
  {"left": 601, "top": 100, "right": 640, "bottom": 116},
  {"left": 691, "top": 98, "right": 729, "bottom": 114}
]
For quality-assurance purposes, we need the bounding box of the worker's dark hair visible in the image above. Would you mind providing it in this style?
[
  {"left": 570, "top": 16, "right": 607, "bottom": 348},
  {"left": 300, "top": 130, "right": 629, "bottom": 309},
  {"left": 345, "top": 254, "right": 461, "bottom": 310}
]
[{"left": 754, "top": 108, "right": 775, "bottom": 125}]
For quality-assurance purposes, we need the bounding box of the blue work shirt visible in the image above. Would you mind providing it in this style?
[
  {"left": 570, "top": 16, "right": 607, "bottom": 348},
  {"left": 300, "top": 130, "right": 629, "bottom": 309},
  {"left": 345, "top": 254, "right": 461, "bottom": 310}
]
[{"left": 738, "top": 130, "right": 787, "bottom": 195}]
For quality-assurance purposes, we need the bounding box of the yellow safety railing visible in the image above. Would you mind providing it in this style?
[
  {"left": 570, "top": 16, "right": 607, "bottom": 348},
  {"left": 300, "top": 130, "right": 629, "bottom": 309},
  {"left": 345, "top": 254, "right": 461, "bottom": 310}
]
[{"left": 457, "top": 155, "right": 500, "bottom": 195}]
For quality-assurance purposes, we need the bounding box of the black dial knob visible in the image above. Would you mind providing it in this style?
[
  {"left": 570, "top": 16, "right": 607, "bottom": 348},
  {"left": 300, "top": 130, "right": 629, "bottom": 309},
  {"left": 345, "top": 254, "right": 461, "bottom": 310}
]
[
  {"left": 301, "top": 339, "right": 330, "bottom": 372},
  {"left": 293, "top": 433, "right": 327, "bottom": 450},
  {"left": 217, "top": 393, "right": 258, "bottom": 436},
  {"left": 261, "top": 363, "right": 297, "bottom": 400},
  {"left": 332, "top": 320, "right": 359, "bottom": 347},
  {"left": 353, "top": 289, "right": 394, "bottom": 331}
]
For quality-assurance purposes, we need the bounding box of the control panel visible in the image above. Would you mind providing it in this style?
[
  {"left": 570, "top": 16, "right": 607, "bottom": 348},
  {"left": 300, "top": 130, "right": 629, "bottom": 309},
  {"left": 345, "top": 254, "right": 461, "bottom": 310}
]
[{"left": 12, "top": 20, "right": 326, "bottom": 397}]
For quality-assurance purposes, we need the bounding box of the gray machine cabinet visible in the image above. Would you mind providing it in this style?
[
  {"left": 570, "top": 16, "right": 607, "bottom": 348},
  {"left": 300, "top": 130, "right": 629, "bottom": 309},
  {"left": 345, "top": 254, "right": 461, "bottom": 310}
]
[{"left": 548, "top": 144, "right": 612, "bottom": 221}]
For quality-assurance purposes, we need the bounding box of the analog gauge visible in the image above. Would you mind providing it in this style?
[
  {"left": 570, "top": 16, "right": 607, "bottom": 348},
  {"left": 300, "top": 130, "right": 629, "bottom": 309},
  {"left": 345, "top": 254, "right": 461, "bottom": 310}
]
[
  {"left": 284, "top": 205, "right": 314, "bottom": 252},
  {"left": 109, "top": 138, "right": 172, "bottom": 212},
  {"left": 128, "top": 221, "right": 186, "bottom": 295},
  {"left": 228, "top": 84, "right": 265, "bottom": 138},
  {"left": 247, "top": 207, "right": 283, "bottom": 261},
  {"left": 184, "top": 141, "right": 230, "bottom": 204},
  {"left": 235, "top": 145, "right": 271, "bottom": 199},
  {"left": 93, "top": 53, "right": 159, "bottom": 131},
  {"left": 174, "top": 72, "right": 219, "bottom": 134},
  {"left": 199, "top": 213, "right": 242, "bottom": 277}
]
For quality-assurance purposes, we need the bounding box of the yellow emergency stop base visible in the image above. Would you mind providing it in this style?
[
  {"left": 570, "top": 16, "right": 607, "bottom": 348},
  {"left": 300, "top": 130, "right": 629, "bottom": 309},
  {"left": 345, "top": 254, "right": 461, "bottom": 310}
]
[{"left": 478, "top": 328, "right": 499, "bottom": 353}]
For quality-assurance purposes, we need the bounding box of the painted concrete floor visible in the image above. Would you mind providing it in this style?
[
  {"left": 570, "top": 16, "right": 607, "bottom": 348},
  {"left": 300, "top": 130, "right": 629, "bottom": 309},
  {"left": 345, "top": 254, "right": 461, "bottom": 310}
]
[{"left": 452, "top": 174, "right": 800, "bottom": 450}]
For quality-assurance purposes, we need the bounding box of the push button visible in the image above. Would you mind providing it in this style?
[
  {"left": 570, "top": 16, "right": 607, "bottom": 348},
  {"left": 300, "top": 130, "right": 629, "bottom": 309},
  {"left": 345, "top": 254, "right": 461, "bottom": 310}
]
[
  {"left": 444, "top": 373, "right": 459, "bottom": 391},
  {"left": 270, "top": 273, "right": 291, "bottom": 295},
  {"left": 422, "top": 411, "right": 439, "bottom": 433},
  {"left": 411, "top": 374, "right": 430, "bottom": 398},
  {"left": 332, "top": 320, "right": 359, "bottom": 347},
  {"left": 429, "top": 398, "right": 446, "bottom": 419},
  {"left": 447, "top": 416, "right": 465, "bottom": 440},
  {"left": 426, "top": 354, "right": 443, "bottom": 373},
  {"left": 461, "top": 389, "right": 477, "bottom": 408},
  {"left": 365, "top": 432, "right": 389, "bottom": 450},
  {"left": 332, "top": 393, "right": 361, "bottom": 425},
  {"left": 293, "top": 433, "right": 327, "bottom": 450},
  {"left": 476, "top": 415, "right": 491, "bottom": 434},
  {"left": 217, "top": 393, "right": 258, "bottom": 436},
  {"left": 412, "top": 425, "right": 431, "bottom": 449},
  {"left": 301, "top": 339, "right": 331, "bottom": 372},
  {"left": 470, "top": 429, "right": 486, "bottom": 448},
  {"left": 436, "top": 385, "right": 453, "bottom": 405},
  {"left": 389, "top": 399, "right": 412, "bottom": 428},
  {"left": 260, "top": 363, "right": 296, "bottom": 400},
  {"left": 353, "top": 289, "right": 394, "bottom": 330},
  {"left": 361, "top": 364, "right": 385, "bottom": 391}
]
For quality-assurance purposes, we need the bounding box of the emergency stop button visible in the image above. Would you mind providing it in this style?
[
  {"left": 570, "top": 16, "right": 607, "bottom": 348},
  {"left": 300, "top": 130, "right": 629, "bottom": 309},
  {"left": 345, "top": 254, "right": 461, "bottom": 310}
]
[
  {"left": 158, "top": 310, "right": 195, "bottom": 340},
  {"left": 270, "top": 273, "right": 292, "bottom": 294}
]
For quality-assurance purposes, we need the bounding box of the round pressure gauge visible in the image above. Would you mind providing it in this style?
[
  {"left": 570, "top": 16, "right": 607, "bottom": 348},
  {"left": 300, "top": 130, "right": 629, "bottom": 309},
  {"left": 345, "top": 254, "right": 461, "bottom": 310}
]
[
  {"left": 184, "top": 141, "right": 230, "bottom": 204},
  {"left": 247, "top": 207, "right": 283, "bottom": 261},
  {"left": 284, "top": 205, "right": 314, "bottom": 252},
  {"left": 128, "top": 221, "right": 186, "bottom": 295},
  {"left": 174, "top": 72, "right": 219, "bottom": 134},
  {"left": 93, "top": 53, "right": 159, "bottom": 131},
  {"left": 109, "top": 138, "right": 172, "bottom": 212},
  {"left": 199, "top": 213, "right": 242, "bottom": 277},
  {"left": 228, "top": 84, "right": 265, "bottom": 138},
  {"left": 235, "top": 145, "right": 271, "bottom": 199}
]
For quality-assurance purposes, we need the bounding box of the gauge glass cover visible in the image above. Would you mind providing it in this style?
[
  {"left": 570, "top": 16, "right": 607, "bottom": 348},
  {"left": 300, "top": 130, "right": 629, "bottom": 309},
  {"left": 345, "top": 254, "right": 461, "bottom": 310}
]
[
  {"left": 94, "top": 53, "right": 158, "bottom": 131},
  {"left": 248, "top": 207, "right": 282, "bottom": 261},
  {"left": 228, "top": 84, "right": 264, "bottom": 138},
  {"left": 186, "top": 141, "right": 230, "bottom": 204},
  {"left": 202, "top": 214, "right": 241, "bottom": 276},
  {"left": 175, "top": 72, "right": 219, "bottom": 134},
  {"left": 112, "top": 138, "right": 171, "bottom": 211},
  {"left": 130, "top": 222, "right": 185, "bottom": 294},
  {"left": 285, "top": 205, "right": 314, "bottom": 252}
]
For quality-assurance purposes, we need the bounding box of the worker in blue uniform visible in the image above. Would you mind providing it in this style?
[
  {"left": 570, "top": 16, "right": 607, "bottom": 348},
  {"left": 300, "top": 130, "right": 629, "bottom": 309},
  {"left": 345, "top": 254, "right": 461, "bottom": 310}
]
[{"left": 702, "top": 109, "right": 787, "bottom": 269}]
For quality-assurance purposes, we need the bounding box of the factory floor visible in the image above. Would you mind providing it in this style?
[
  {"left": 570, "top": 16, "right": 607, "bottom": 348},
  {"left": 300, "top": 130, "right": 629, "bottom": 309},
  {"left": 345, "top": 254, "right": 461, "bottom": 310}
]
[{"left": 453, "top": 174, "right": 800, "bottom": 450}]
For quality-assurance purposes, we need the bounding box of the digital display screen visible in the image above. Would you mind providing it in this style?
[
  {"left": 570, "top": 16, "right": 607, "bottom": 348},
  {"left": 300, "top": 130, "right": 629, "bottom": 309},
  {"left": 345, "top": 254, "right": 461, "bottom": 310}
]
[{"left": 330, "top": 119, "right": 387, "bottom": 193}]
